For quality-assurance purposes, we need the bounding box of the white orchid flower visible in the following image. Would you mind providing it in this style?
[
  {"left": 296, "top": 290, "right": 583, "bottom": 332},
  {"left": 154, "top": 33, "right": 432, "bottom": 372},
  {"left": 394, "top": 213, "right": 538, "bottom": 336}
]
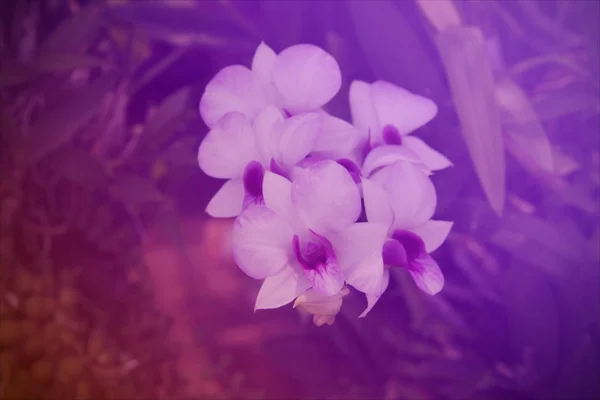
[
  {"left": 199, "top": 42, "right": 342, "bottom": 127},
  {"left": 349, "top": 80, "right": 452, "bottom": 172},
  {"left": 197, "top": 107, "right": 323, "bottom": 218},
  {"left": 231, "top": 161, "right": 388, "bottom": 313}
]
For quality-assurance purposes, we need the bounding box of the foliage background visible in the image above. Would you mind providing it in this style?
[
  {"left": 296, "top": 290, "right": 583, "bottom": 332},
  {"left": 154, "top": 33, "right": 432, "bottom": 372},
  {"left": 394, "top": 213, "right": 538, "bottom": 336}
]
[{"left": 0, "top": 0, "right": 599, "bottom": 399}]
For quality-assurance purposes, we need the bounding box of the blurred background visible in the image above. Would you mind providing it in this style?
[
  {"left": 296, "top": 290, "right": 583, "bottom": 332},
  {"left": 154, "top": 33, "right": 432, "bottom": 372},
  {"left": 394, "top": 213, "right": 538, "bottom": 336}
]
[{"left": 0, "top": 0, "right": 599, "bottom": 399}]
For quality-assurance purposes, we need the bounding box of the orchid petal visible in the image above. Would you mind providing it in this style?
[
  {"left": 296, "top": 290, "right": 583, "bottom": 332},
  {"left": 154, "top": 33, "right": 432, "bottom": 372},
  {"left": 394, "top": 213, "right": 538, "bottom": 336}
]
[
  {"left": 197, "top": 112, "right": 261, "bottom": 179},
  {"left": 331, "top": 222, "right": 388, "bottom": 295},
  {"left": 361, "top": 178, "right": 394, "bottom": 227},
  {"left": 370, "top": 161, "right": 437, "bottom": 229},
  {"left": 232, "top": 205, "right": 293, "bottom": 279},
  {"left": 273, "top": 44, "right": 341, "bottom": 113},
  {"left": 253, "top": 106, "right": 284, "bottom": 165},
  {"left": 313, "top": 112, "right": 362, "bottom": 160},
  {"left": 362, "top": 144, "right": 425, "bottom": 177},
  {"left": 293, "top": 287, "right": 349, "bottom": 316},
  {"left": 359, "top": 268, "right": 390, "bottom": 318},
  {"left": 305, "top": 261, "right": 345, "bottom": 296},
  {"left": 277, "top": 112, "right": 322, "bottom": 167},
  {"left": 199, "top": 65, "right": 267, "bottom": 127},
  {"left": 410, "top": 220, "right": 453, "bottom": 253},
  {"left": 262, "top": 171, "right": 304, "bottom": 232},
  {"left": 371, "top": 81, "right": 438, "bottom": 135},
  {"left": 205, "top": 179, "right": 244, "bottom": 218},
  {"left": 403, "top": 136, "right": 453, "bottom": 171},
  {"left": 292, "top": 161, "right": 361, "bottom": 234},
  {"left": 251, "top": 42, "right": 277, "bottom": 85},
  {"left": 255, "top": 265, "right": 311, "bottom": 310},
  {"left": 409, "top": 255, "right": 444, "bottom": 295},
  {"left": 349, "top": 80, "right": 379, "bottom": 137}
]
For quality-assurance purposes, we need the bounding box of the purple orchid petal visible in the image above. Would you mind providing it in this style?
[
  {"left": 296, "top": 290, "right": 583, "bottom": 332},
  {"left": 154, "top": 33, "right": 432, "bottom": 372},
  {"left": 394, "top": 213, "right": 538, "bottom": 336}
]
[
  {"left": 336, "top": 158, "right": 361, "bottom": 184},
  {"left": 277, "top": 112, "right": 322, "bottom": 168},
  {"left": 232, "top": 205, "right": 293, "bottom": 280},
  {"left": 408, "top": 255, "right": 445, "bottom": 295},
  {"left": 197, "top": 112, "right": 261, "bottom": 179},
  {"left": 382, "top": 124, "right": 403, "bottom": 145},
  {"left": 370, "top": 81, "right": 438, "bottom": 135},
  {"left": 292, "top": 160, "right": 361, "bottom": 234},
  {"left": 402, "top": 136, "right": 453, "bottom": 171},
  {"left": 255, "top": 265, "right": 311, "bottom": 310},
  {"left": 243, "top": 160, "right": 265, "bottom": 198},
  {"left": 409, "top": 220, "right": 453, "bottom": 253},
  {"left": 391, "top": 230, "right": 426, "bottom": 262},
  {"left": 199, "top": 65, "right": 267, "bottom": 127},
  {"left": 313, "top": 112, "right": 362, "bottom": 160},
  {"left": 349, "top": 80, "right": 379, "bottom": 137},
  {"left": 205, "top": 179, "right": 245, "bottom": 218},
  {"left": 293, "top": 232, "right": 343, "bottom": 296},
  {"left": 273, "top": 44, "right": 342, "bottom": 113},
  {"left": 269, "top": 158, "right": 288, "bottom": 178},
  {"left": 382, "top": 239, "right": 408, "bottom": 267}
]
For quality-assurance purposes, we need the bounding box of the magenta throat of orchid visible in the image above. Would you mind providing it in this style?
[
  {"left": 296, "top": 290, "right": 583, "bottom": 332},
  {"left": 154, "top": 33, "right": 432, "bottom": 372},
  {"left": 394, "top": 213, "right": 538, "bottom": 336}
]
[
  {"left": 382, "top": 230, "right": 426, "bottom": 269},
  {"left": 382, "top": 124, "right": 402, "bottom": 145},
  {"left": 292, "top": 232, "right": 336, "bottom": 271},
  {"left": 243, "top": 160, "right": 264, "bottom": 199}
]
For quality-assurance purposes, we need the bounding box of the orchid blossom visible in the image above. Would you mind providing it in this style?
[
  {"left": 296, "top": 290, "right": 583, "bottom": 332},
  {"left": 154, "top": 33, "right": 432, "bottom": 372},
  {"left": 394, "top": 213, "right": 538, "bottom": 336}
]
[
  {"left": 232, "top": 161, "right": 388, "bottom": 314},
  {"left": 198, "top": 106, "right": 322, "bottom": 218},
  {"left": 349, "top": 80, "right": 452, "bottom": 172},
  {"left": 199, "top": 42, "right": 342, "bottom": 128}
]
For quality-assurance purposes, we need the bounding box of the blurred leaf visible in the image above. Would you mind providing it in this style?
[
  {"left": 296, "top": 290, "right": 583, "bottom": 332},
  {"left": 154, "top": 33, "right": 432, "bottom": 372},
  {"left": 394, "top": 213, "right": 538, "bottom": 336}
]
[
  {"left": 0, "top": 60, "right": 32, "bottom": 87},
  {"left": 40, "top": 4, "right": 104, "bottom": 55},
  {"left": 133, "top": 87, "right": 191, "bottom": 161},
  {"left": 109, "top": 173, "right": 165, "bottom": 208},
  {"left": 160, "top": 136, "right": 198, "bottom": 167},
  {"left": 44, "top": 145, "right": 109, "bottom": 190},
  {"left": 107, "top": 26, "right": 152, "bottom": 67},
  {"left": 532, "top": 86, "right": 600, "bottom": 121},
  {"left": 36, "top": 52, "right": 114, "bottom": 72},
  {"left": 436, "top": 27, "right": 506, "bottom": 215},
  {"left": 21, "top": 72, "right": 118, "bottom": 167},
  {"left": 348, "top": 0, "right": 446, "bottom": 99},
  {"left": 496, "top": 78, "right": 554, "bottom": 174},
  {"left": 264, "top": 334, "right": 338, "bottom": 391},
  {"left": 261, "top": 0, "right": 304, "bottom": 49},
  {"left": 503, "top": 263, "right": 560, "bottom": 386},
  {"left": 105, "top": 2, "right": 255, "bottom": 50}
]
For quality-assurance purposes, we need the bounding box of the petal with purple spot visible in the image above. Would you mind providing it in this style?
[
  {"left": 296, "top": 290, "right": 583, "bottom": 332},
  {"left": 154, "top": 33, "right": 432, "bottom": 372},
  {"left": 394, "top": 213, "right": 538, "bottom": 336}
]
[
  {"left": 370, "top": 81, "right": 438, "bottom": 135},
  {"left": 197, "top": 112, "right": 261, "bottom": 179},
  {"left": 408, "top": 255, "right": 445, "bottom": 295},
  {"left": 409, "top": 220, "right": 453, "bottom": 253}
]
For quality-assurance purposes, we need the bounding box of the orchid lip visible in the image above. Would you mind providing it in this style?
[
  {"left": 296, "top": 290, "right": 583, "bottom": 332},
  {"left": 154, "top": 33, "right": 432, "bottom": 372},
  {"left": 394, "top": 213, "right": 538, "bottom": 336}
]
[
  {"left": 382, "top": 124, "right": 402, "bottom": 145},
  {"left": 243, "top": 160, "right": 264, "bottom": 198},
  {"left": 292, "top": 231, "right": 335, "bottom": 271},
  {"left": 383, "top": 230, "right": 426, "bottom": 269}
]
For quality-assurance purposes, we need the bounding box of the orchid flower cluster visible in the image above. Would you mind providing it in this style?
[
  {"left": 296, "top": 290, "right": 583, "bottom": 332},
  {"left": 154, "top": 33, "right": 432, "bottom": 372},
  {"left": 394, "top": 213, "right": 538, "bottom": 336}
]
[{"left": 197, "top": 43, "right": 453, "bottom": 326}]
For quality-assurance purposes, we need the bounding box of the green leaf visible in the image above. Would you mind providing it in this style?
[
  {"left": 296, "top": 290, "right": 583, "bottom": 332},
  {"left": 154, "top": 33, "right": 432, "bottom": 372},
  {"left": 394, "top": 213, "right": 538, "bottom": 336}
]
[
  {"left": 503, "top": 263, "right": 560, "bottom": 387},
  {"left": 436, "top": 27, "right": 506, "bottom": 215},
  {"left": 532, "top": 85, "right": 600, "bottom": 121},
  {"left": 39, "top": 4, "right": 104, "bottom": 55},
  {"left": 133, "top": 87, "right": 191, "bottom": 162},
  {"left": 43, "top": 145, "right": 109, "bottom": 190},
  {"left": 105, "top": 2, "right": 255, "bottom": 50},
  {"left": 20, "top": 72, "right": 118, "bottom": 167},
  {"left": 348, "top": 0, "right": 446, "bottom": 99},
  {"left": 496, "top": 78, "right": 554, "bottom": 174},
  {"left": 36, "top": 52, "right": 114, "bottom": 72},
  {"left": 109, "top": 173, "right": 165, "bottom": 209}
]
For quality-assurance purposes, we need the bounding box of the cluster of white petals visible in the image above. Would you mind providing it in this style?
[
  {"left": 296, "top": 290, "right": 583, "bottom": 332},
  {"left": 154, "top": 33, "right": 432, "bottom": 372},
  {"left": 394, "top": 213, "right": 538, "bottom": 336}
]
[{"left": 197, "top": 42, "right": 453, "bottom": 325}]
